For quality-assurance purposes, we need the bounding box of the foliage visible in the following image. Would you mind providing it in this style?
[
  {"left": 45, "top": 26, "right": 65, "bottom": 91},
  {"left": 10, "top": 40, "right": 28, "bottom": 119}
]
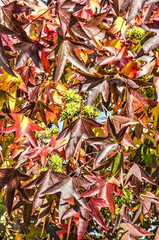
[{"left": 0, "top": 0, "right": 159, "bottom": 239}]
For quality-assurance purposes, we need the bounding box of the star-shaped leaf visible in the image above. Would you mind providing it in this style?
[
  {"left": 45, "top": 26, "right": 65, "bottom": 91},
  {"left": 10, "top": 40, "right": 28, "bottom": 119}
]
[
  {"left": 2, "top": 3, "right": 31, "bottom": 42},
  {"left": 120, "top": 222, "right": 153, "bottom": 240},
  {"left": 0, "top": 168, "right": 31, "bottom": 216},
  {"left": 122, "top": 0, "right": 146, "bottom": 23},
  {"left": 24, "top": 169, "right": 58, "bottom": 214},
  {"left": 87, "top": 117, "right": 129, "bottom": 165},
  {"left": 14, "top": 42, "right": 44, "bottom": 70},
  {"left": 15, "top": 66, "right": 43, "bottom": 86},
  {"left": 17, "top": 101, "right": 53, "bottom": 126},
  {"left": 73, "top": 72, "right": 109, "bottom": 105},
  {"left": 133, "top": 191, "right": 159, "bottom": 223},
  {"left": 2, "top": 1, "right": 30, "bottom": 14},
  {"left": 0, "top": 38, "right": 16, "bottom": 77},
  {"left": 81, "top": 175, "right": 124, "bottom": 216},
  {"left": 0, "top": 70, "right": 27, "bottom": 91},
  {"left": 83, "top": 12, "right": 108, "bottom": 39},
  {"left": 41, "top": 171, "right": 90, "bottom": 221},
  {"left": 12, "top": 194, "right": 32, "bottom": 228},
  {"left": 137, "top": 21, "right": 159, "bottom": 57},
  {"left": 124, "top": 163, "right": 156, "bottom": 197},
  {"left": 63, "top": 197, "right": 107, "bottom": 240},
  {"left": 48, "top": 40, "right": 90, "bottom": 81},
  {"left": 57, "top": 116, "right": 102, "bottom": 159},
  {"left": 28, "top": 144, "right": 54, "bottom": 166},
  {"left": 0, "top": 113, "right": 44, "bottom": 147},
  {"left": 56, "top": 0, "right": 89, "bottom": 40},
  {"left": 97, "top": 45, "right": 132, "bottom": 69}
]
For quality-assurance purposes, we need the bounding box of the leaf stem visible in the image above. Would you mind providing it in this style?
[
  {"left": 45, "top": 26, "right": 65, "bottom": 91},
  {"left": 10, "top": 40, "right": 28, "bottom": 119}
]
[{"left": 24, "top": 4, "right": 55, "bottom": 29}]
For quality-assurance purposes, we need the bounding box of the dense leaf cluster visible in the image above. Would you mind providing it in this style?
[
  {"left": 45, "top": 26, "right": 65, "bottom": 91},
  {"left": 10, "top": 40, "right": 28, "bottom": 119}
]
[{"left": 0, "top": 0, "right": 159, "bottom": 239}]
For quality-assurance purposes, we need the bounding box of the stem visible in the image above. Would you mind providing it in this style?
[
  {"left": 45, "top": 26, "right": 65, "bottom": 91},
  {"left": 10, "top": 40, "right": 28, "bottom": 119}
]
[
  {"left": 24, "top": 5, "right": 55, "bottom": 29},
  {"left": 140, "top": 193, "right": 158, "bottom": 200}
]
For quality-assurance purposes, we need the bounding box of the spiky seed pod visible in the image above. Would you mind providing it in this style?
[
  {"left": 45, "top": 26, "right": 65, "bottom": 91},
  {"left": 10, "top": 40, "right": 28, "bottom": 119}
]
[
  {"left": 49, "top": 153, "right": 63, "bottom": 172},
  {"left": 64, "top": 89, "right": 82, "bottom": 103},
  {"left": 82, "top": 105, "right": 99, "bottom": 119},
  {"left": 61, "top": 101, "right": 81, "bottom": 120},
  {"left": 126, "top": 27, "right": 145, "bottom": 39}
]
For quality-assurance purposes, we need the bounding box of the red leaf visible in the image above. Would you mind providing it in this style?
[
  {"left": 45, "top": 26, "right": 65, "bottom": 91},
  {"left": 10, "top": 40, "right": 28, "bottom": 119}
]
[
  {"left": 0, "top": 113, "right": 44, "bottom": 147},
  {"left": 41, "top": 51, "right": 51, "bottom": 74}
]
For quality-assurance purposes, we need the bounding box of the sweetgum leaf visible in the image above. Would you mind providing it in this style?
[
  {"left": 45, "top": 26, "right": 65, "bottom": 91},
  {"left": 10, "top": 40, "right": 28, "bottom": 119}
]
[
  {"left": 41, "top": 172, "right": 89, "bottom": 221},
  {"left": 2, "top": 1, "right": 30, "bottom": 14},
  {"left": 15, "top": 42, "right": 44, "bottom": 70},
  {"left": 24, "top": 169, "right": 58, "bottom": 214},
  {"left": 57, "top": 117, "right": 102, "bottom": 159},
  {"left": 0, "top": 38, "right": 16, "bottom": 77},
  {"left": 87, "top": 118, "right": 129, "bottom": 165},
  {"left": 2, "top": 5, "right": 31, "bottom": 42},
  {"left": 12, "top": 196, "right": 32, "bottom": 228},
  {"left": 0, "top": 24, "right": 17, "bottom": 35},
  {"left": 137, "top": 21, "right": 159, "bottom": 56},
  {"left": 48, "top": 40, "right": 90, "bottom": 82},
  {"left": 0, "top": 168, "right": 31, "bottom": 216},
  {"left": 121, "top": 0, "right": 146, "bottom": 23},
  {"left": 56, "top": 0, "right": 89, "bottom": 40},
  {"left": 133, "top": 191, "right": 159, "bottom": 223},
  {"left": 73, "top": 72, "right": 109, "bottom": 105},
  {"left": 17, "top": 100, "right": 53, "bottom": 126},
  {"left": 15, "top": 66, "right": 43, "bottom": 85},
  {"left": 28, "top": 145, "right": 54, "bottom": 167},
  {"left": 83, "top": 12, "right": 108, "bottom": 39},
  {"left": 125, "top": 163, "right": 156, "bottom": 185},
  {"left": 81, "top": 175, "right": 124, "bottom": 216},
  {"left": 120, "top": 222, "right": 153, "bottom": 239},
  {"left": 63, "top": 198, "right": 106, "bottom": 240},
  {"left": 0, "top": 113, "right": 44, "bottom": 147}
]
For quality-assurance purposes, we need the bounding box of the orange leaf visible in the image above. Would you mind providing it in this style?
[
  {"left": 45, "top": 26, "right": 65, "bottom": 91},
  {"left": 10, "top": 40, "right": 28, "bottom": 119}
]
[
  {"left": 41, "top": 51, "right": 51, "bottom": 74},
  {"left": 120, "top": 61, "right": 141, "bottom": 78},
  {"left": 133, "top": 97, "right": 148, "bottom": 128}
]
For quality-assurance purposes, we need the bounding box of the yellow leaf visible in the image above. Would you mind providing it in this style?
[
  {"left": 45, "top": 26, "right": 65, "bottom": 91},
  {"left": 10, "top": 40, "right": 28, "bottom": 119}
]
[
  {"left": 112, "top": 17, "right": 128, "bottom": 34},
  {"left": 15, "top": 137, "right": 27, "bottom": 143},
  {"left": 149, "top": 103, "right": 159, "bottom": 130},
  {"left": 93, "top": 127, "right": 104, "bottom": 137},
  {"left": 0, "top": 71, "right": 27, "bottom": 92},
  {"left": 0, "top": 71, "right": 27, "bottom": 111},
  {"left": 89, "top": 0, "right": 100, "bottom": 13},
  {"left": 93, "top": 36, "right": 104, "bottom": 50},
  {"left": 56, "top": 83, "right": 67, "bottom": 93},
  {"left": 105, "top": 39, "right": 121, "bottom": 49},
  {"left": 120, "top": 61, "right": 141, "bottom": 78},
  {"left": 74, "top": 49, "right": 88, "bottom": 63},
  {"left": 132, "top": 203, "right": 141, "bottom": 211},
  {"left": 52, "top": 91, "right": 63, "bottom": 105},
  {"left": 144, "top": 133, "right": 155, "bottom": 143},
  {"left": 94, "top": 37, "right": 121, "bottom": 50}
]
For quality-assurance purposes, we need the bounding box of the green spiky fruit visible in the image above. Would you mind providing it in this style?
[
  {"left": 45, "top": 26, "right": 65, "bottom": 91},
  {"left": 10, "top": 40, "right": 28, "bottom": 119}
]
[
  {"left": 51, "top": 127, "right": 59, "bottom": 134},
  {"left": 64, "top": 89, "right": 81, "bottom": 103},
  {"left": 126, "top": 27, "right": 145, "bottom": 39},
  {"left": 140, "top": 86, "right": 154, "bottom": 100},
  {"left": 61, "top": 101, "right": 81, "bottom": 120},
  {"left": 82, "top": 105, "right": 99, "bottom": 119},
  {"left": 126, "top": 28, "right": 133, "bottom": 37},
  {"left": 49, "top": 153, "right": 63, "bottom": 172},
  {"left": 121, "top": 189, "right": 133, "bottom": 205}
]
